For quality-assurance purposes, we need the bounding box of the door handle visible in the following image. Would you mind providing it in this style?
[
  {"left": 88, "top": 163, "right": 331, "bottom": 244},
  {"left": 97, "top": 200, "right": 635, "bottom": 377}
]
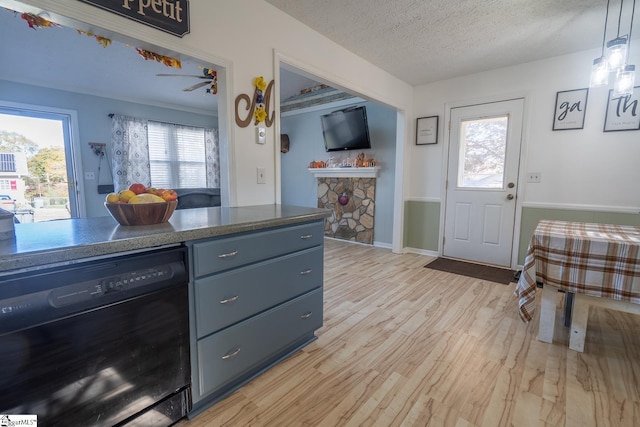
[
  {"left": 507, "top": 182, "right": 515, "bottom": 188},
  {"left": 506, "top": 194, "right": 514, "bottom": 200}
]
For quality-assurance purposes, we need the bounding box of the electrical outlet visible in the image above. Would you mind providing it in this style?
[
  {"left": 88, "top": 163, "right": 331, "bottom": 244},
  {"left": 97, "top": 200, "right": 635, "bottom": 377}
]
[
  {"left": 85, "top": 172, "right": 95, "bottom": 180},
  {"left": 527, "top": 172, "right": 541, "bottom": 183},
  {"left": 257, "top": 167, "right": 266, "bottom": 184}
]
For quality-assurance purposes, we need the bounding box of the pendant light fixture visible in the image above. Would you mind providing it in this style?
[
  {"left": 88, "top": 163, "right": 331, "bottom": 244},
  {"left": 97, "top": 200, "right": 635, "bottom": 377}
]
[
  {"left": 607, "top": 0, "right": 629, "bottom": 71},
  {"left": 590, "top": 0, "right": 637, "bottom": 97}
]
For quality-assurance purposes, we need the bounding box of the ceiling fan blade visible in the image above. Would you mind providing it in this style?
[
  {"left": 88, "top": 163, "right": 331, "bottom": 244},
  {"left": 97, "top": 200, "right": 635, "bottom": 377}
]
[
  {"left": 183, "top": 81, "right": 212, "bottom": 92},
  {"left": 156, "top": 73, "right": 211, "bottom": 79}
]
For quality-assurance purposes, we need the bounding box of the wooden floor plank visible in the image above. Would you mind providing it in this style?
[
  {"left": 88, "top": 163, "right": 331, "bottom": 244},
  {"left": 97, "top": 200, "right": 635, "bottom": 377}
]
[{"left": 178, "top": 239, "right": 640, "bottom": 427}]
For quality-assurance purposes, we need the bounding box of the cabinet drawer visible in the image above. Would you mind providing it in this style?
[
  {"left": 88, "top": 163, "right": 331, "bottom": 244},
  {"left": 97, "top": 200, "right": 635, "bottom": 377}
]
[
  {"left": 197, "top": 288, "right": 323, "bottom": 397},
  {"left": 192, "top": 221, "right": 323, "bottom": 277},
  {"left": 195, "top": 246, "right": 323, "bottom": 338}
]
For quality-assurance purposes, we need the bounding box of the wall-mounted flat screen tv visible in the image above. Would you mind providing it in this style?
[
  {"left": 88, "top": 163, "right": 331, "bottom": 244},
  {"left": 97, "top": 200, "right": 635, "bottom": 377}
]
[{"left": 320, "top": 106, "right": 371, "bottom": 152}]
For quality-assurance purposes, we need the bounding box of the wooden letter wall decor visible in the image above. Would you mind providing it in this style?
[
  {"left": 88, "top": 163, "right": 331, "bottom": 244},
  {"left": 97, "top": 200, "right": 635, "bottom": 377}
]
[{"left": 235, "top": 79, "right": 275, "bottom": 127}]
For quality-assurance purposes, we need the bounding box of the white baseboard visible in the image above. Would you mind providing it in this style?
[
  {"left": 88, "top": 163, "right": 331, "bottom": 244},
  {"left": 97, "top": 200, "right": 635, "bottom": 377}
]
[
  {"left": 403, "top": 247, "right": 439, "bottom": 257},
  {"left": 373, "top": 241, "right": 392, "bottom": 249}
]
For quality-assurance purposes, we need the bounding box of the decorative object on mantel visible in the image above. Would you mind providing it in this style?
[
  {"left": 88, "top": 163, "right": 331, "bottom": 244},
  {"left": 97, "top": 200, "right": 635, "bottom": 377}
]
[
  {"left": 589, "top": 0, "right": 637, "bottom": 97},
  {"left": 308, "top": 166, "right": 380, "bottom": 178},
  {"left": 552, "top": 88, "right": 588, "bottom": 131},
  {"left": 308, "top": 152, "right": 377, "bottom": 169},
  {"left": 604, "top": 85, "right": 640, "bottom": 131},
  {"left": 235, "top": 76, "right": 275, "bottom": 128}
]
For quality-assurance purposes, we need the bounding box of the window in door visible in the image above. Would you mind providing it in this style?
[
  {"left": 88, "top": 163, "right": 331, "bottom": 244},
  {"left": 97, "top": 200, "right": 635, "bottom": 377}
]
[{"left": 457, "top": 116, "right": 509, "bottom": 189}]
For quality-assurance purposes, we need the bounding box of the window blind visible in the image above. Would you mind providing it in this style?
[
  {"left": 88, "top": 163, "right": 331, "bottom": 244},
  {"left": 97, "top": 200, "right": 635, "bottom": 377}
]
[{"left": 148, "top": 121, "right": 207, "bottom": 188}]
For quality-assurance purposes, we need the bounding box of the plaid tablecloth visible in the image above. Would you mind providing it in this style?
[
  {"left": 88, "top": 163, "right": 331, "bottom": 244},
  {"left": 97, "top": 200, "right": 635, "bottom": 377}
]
[{"left": 516, "top": 220, "right": 640, "bottom": 322}]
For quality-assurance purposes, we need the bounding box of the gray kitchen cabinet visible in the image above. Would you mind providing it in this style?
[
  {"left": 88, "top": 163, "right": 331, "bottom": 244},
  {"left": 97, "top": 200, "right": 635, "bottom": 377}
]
[{"left": 187, "top": 220, "right": 324, "bottom": 415}]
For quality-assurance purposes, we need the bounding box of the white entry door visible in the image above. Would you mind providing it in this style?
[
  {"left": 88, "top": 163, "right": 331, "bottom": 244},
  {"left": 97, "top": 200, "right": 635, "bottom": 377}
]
[{"left": 443, "top": 99, "right": 524, "bottom": 267}]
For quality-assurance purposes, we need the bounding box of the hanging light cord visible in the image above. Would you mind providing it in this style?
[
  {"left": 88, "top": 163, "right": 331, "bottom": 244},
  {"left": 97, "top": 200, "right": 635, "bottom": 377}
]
[
  {"left": 602, "top": 0, "right": 611, "bottom": 56},
  {"left": 617, "top": 0, "right": 625, "bottom": 37},
  {"left": 628, "top": 0, "right": 636, "bottom": 58}
]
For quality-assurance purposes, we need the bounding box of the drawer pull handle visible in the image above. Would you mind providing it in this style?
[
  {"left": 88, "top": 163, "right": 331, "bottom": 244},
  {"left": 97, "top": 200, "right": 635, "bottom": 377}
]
[
  {"left": 301, "top": 311, "right": 313, "bottom": 319},
  {"left": 218, "top": 250, "right": 238, "bottom": 259},
  {"left": 300, "top": 269, "right": 313, "bottom": 275},
  {"left": 220, "top": 295, "right": 239, "bottom": 304},
  {"left": 222, "top": 347, "right": 241, "bottom": 360},
  {"left": 300, "top": 234, "right": 313, "bottom": 240}
]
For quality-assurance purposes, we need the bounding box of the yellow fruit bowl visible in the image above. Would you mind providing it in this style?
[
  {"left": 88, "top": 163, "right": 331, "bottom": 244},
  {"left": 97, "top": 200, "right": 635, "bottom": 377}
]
[{"left": 104, "top": 200, "right": 177, "bottom": 226}]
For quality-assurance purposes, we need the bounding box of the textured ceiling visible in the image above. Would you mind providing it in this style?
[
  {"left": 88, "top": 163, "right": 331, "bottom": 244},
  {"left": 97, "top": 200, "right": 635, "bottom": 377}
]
[{"left": 265, "top": 0, "right": 620, "bottom": 86}]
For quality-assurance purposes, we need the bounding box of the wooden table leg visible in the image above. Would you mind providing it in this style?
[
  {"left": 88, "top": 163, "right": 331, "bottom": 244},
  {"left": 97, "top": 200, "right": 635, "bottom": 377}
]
[
  {"left": 538, "top": 284, "right": 558, "bottom": 343},
  {"left": 569, "top": 293, "right": 640, "bottom": 352},
  {"left": 569, "top": 293, "right": 589, "bottom": 352},
  {"left": 563, "top": 291, "right": 574, "bottom": 327}
]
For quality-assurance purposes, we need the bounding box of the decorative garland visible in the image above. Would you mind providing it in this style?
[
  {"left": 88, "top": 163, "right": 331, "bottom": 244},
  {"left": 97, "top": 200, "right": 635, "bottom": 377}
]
[
  {"left": 135, "top": 48, "right": 182, "bottom": 69},
  {"left": 77, "top": 29, "right": 112, "bottom": 48},
  {"left": 19, "top": 12, "right": 60, "bottom": 29}
]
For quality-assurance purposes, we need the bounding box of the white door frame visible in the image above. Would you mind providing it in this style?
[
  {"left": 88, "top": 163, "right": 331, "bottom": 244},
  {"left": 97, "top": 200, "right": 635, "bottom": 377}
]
[
  {"left": 439, "top": 93, "right": 531, "bottom": 269},
  {"left": 0, "top": 100, "right": 87, "bottom": 218}
]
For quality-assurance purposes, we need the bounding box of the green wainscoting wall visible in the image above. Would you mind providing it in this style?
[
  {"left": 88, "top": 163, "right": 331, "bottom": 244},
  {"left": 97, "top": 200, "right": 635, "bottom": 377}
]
[
  {"left": 403, "top": 200, "right": 440, "bottom": 251},
  {"left": 403, "top": 201, "right": 640, "bottom": 263},
  {"left": 518, "top": 207, "right": 640, "bottom": 265}
]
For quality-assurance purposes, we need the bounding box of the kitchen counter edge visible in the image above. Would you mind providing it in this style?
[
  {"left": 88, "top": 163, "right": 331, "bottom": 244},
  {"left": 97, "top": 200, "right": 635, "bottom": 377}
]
[{"left": 0, "top": 205, "right": 330, "bottom": 274}]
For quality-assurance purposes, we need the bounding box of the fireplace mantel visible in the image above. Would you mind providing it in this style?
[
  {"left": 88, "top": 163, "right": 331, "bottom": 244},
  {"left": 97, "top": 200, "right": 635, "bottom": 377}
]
[{"left": 308, "top": 167, "right": 380, "bottom": 178}]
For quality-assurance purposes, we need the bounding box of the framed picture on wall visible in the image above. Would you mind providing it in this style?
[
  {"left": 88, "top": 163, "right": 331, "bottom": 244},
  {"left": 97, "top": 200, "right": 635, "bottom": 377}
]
[
  {"left": 603, "top": 86, "right": 640, "bottom": 132},
  {"left": 416, "top": 116, "right": 438, "bottom": 145},
  {"left": 552, "top": 88, "right": 588, "bottom": 130}
]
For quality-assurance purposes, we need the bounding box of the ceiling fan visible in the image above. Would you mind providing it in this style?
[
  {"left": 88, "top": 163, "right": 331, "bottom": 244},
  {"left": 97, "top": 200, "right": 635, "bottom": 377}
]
[{"left": 156, "top": 68, "right": 218, "bottom": 93}]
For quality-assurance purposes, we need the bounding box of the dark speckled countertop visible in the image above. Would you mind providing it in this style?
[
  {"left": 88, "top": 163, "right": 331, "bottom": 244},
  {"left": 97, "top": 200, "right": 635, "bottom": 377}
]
[{"left": 0, "top": 205, "right": 330, "bottom": 274}]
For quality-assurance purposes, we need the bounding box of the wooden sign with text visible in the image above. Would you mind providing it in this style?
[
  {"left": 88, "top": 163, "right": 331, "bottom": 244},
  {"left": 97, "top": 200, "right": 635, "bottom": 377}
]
[{"left": 78, "top": 0, "right": 190, "bottom": 37}]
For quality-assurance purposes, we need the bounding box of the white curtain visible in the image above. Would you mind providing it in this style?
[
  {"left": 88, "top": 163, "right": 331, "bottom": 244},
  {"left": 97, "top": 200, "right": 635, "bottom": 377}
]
[
  {"left": 111, "top": 114, "right": 151, "bottom": 192},
  {"left": 205, "top": 128, "right": 220, "bottom": 188}
]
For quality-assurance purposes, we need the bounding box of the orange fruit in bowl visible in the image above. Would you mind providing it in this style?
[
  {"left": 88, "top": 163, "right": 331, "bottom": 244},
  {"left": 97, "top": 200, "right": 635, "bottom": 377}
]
[
  {"left": 118, "top": 189, "right": 136, "bottom": 202},
  {"left": 105, "top": 192, "right": 120, "bottom": 203}
]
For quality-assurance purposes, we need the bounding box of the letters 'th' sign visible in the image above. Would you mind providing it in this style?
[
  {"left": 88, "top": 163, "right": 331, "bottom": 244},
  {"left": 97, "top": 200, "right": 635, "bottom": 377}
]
[{"left": 78, "top": 0, "right": 190, "bottom": 38}]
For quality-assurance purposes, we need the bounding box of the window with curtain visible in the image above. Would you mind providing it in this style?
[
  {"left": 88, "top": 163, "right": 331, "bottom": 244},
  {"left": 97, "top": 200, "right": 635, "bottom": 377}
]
[
  {"left": 148, "top": 121, "right": 207, "bottom": 188},
  {"left": 111, "top": 114, "right": 219, "bottom": 191}
]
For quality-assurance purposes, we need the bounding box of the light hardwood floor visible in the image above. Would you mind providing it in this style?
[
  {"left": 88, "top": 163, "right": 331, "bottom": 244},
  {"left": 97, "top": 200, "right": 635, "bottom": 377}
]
[{"left": 179, "top": 239, "right": 640, "bottom": 427}]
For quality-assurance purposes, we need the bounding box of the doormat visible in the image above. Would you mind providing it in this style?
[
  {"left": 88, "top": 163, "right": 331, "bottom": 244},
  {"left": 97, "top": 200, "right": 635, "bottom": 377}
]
[{"left": 424, "top": 258, "right": 517, "bottom": 285}]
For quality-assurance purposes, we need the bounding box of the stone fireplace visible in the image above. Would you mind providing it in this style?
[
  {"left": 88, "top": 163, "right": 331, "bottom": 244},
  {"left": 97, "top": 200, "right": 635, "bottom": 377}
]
[{"left": 315, "top": 173, "right": 377, "bottom": 244}]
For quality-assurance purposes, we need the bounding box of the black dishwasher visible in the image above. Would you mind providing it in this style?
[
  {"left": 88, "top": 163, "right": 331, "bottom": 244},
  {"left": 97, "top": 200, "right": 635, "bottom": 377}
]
[{"left": 0, "top": 246, "right": 191, "bottom": 426}]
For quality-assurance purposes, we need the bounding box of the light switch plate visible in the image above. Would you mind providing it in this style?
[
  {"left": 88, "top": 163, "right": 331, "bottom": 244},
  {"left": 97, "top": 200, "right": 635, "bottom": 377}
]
[
  {"left": 256, "top": 127, "right": 266, "bottom": 144},
  {"left": 257, "top": 167, "right": 266, "bottom": 184}
]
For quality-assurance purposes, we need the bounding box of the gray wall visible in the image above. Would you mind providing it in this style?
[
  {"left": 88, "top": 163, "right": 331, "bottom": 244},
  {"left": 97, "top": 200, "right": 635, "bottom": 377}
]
[
  {"left": 0, "top": 79, "right": 216, "bottom": 218},
  {"left": 280, "top": 101, "right": 397, "bottom": 246}
]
